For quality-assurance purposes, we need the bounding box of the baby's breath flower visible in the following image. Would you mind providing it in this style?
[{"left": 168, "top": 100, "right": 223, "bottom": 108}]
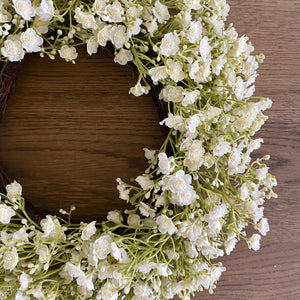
[
  {"left": 20, "top": 28, "right": 43, "bottom": 53},
  {"left": 129, "top": 82, "right": 150, "bottom": 96},
  {"left": 1, "top": 36, "right": 25, "bottom": 62},
  {"left": 248, "top": 233, "right": 261, "bottom": 251},
  {"left": 36, "top": 0, "right": 55, "bottom": 22},
  {"left": 160, "top": 32, "right": 180, "bottom": 57},
  {"left": 148, "top": 66, "right": 168, "bottom": 82},
  {"left": 0, "top": 204, "right": 16, "bottom": 224},
  {"left": 81, "top": 221, "right": 97, "bottom": 241},
  {"left": 156, "top": 215, "right": 177, "bottom": 235},
  {"left": 58, "top": 45, "right": 78, "bottom": 61},
  {"left": 93, "top": 234, "right": 112, "bottom": 260},
  {"left": 13, "top": 0, "right": 35, "bottom": 21},
  {"left": 6, "top": 180, "right": 22, "bottom": 201},
  {"left": 153, "top": 1, "right": 170, "bottom": 24},
  {"left": 3, "top": 247, "right": 18, "bottom": 271},
  {"left": 114, "top": 48, "right": 133, "bottom": 65}
]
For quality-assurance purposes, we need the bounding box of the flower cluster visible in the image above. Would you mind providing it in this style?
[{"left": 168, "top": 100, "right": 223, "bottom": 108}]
[{"left": 0, "top": 0, "right": 277, "bottom": 299}]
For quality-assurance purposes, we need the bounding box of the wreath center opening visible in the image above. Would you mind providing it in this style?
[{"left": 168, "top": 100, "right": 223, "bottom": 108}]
[{"left": 0, "top": 47, "right": 165, "bottom": 222}]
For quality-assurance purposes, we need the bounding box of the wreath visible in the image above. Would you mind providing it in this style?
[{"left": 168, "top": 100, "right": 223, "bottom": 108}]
[{"left": 0, "top": 0, "right": 277, "bottom": 299}]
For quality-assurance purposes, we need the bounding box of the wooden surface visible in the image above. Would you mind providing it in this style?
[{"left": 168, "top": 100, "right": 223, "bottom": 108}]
[{"left": 0, "top": 0, "right": 299, "bottom": 299}]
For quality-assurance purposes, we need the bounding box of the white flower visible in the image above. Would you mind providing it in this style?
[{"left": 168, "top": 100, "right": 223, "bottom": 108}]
[
  {"left": 239, "top": 183, "right": 249, "bottom": 201},
  {"left": 74, "top": 8, "right": 97, "bottom": 30},
  {"left": 127, "top": 214, "right": 140, "bottom": 226},
  {"left": 12, "top": 227, "right": 28, "bottom": 242},
  {"left": 156, "top": 215, "right": 177, "bottom": 235},
  {"left": 189, "top": 59, "right": 211, "bottom": 83},
  {"left": 40, "top": 215, "right": 55, "bottom": 237},
  {"left": 228, "top": 148, "right": 242, "bottom": 174},
  {"left": 92, "top": 0, "right": 107, "bottom": 14},
  {"left": 133, "top": 283, "right": 152, "bottom": 297},
  {"left": 13, "top": 0, "right": 35, "bottom": 20},
  {"left": 153, "top": 1, "right": 170, "bottom": 23},
  {"left": 255, "top": 217, "right": 269, "bottom": 236},
  {"left": 93, "top": 234, "right": 112, "bottom": 260},
  {"left": 212, "top": 139, "right": 231, "bottom": 157},
  {"left": 1, "top": 37, "right": 25, "bottom": 62},
  {"left": 255, "top": 167, "right": 269, "bottom": 181},
  {"left": 184, "top": 140, "right": 205, "bottom": 171},
  {"left": 77, "top": 274, "right": 94, "bottom": 291},
  {"left": 145, "top": 18, "right": 158, "bottom": 36},
  {"left": 116, "top": 178, "right": 130, "bottom": 201},
  {"left": 5, "top": 180, "right": 22, "bottom": 201},
  {"left": 97, "top": 24, "right": 112, "bottom": 46},
  {"left": 34, "top": 19, "right": 49, "bottom": 34},
  {"left": 36, "top": 244, "right": 50, "bottom": 263},
  {"left": 103, "top": 0, "right": 124, "bottom": 23},
  {"left": 158, "top": 153, "right": 171, "bottom": 175},
  {"left": 36, "top": 0, "right": 54, "bottom": 21},
  {"left": 163, "top": 170, "right": 199, "bottom": 206},
  {"left": 186, "top": 114, "right": 200, "bottom": 133},
  {"left": 15, "top": 291, "right": 28, "bottom": 300},
  {"left": 165, "top": 170, "right": 191, "bottom": 194},
  {"left": 160, "top": 32, "right": 180, "bottom": 57},
  {"left": 137, "top": 261, "right": 156, "bottom": 274},
  {"left": 59, "top": 45, "right": 78, "bottom": 61},
  {"left": 107, "top": 211, "right": 122, "bottom": 223},
  {"left": 143, "top": 148, "right": 156, "bottom": 161},
  {"left": 136, "top": 175, "right": 154, "bottom": 190},
  {"left": 126, "top": 6, "right": 142, "bottom": 18},
  {"left": 187, "top": 21, "right": 202, "bottom": 43},
  {"left": 129, "top": 82, "right": 150, "bottom": 96},
  {"left": 199, "top": 36, "right": 211, "bottom": 63},
  {"left": 234, "top": 76, "right": 247, "bottom": 100},
  {"left": 111, "top": 25, "right": 129, "bottom": 48},
  {"left": 128, "top": 17, "right": 142, "bottom": 35},
  {"left": 3, "top": 247, "right": 18, "bottom": 271},
  {"left": 0, "top": 9, "right": 12, "bottom": 23},
  {"left": 97, "top": 280, "right": 118, "bottom": 300},
  {"left": 160, "top": 114, "right": 185, "bottom": 131},
  {"left": 6, "top": 180, "right": 22, "bottom": 201},
  {"left": 19, "top": 272, "right": 32, "bottom": 291},
  {"left": 0, "top": 204, "right": 16, "bottom": 224},
  {"left": 110, "top": 242, "right": 122, "bottom": 260},
  {"left": 20, "top": 28, "right": 43, "bottom": 53},
  {"left": 78, "top": 286, "right": 93, "bottom": 298},
  {"left": 224, "top": 233, "right": 237, "bottom": 255},
  {"left": 81, "top": 221, "right": 97, "bottom": 240},
  {"left": 166, "top": 59, "right": 185, "bottom": 82},
  {"left": 139, "top": 202, "right": 155, "bottom": 218},
  {"left": 64, "top": 262, "right": 84, "bottom": 278},
  {"left": 184, "top": 241, "right": 198, "bottom": 258},
  {"left": 234, "top": 35, "right": 248, "bottom": 57},
  {"left": 211, "top": 56, "right": 226, "bottom": 75},
  {"left": 248, "top": 233, "right": 261, "bottom": 251},
  {"left": 114, "top": 48, "right": 133, "bottom": 65},
  {"left": 170, "top": 188, "right": 198, "bottom": 206},
  {"left": 30, "top": 286, "right": 44, "bottom": 299},
  {"left": 184, "top": 0, "right": 202, "bottom": 10},
  {"left": 87, "top": 36, "right": 98, "bottom": 55},
  {"left": 148, "top": 66, "right": 168, "bottom": 82},
  {"left": 182, "top": 90, "right": 200, "bottom": 106},
  {"left": 159, "top": 85, "right": 184, "bottom": 103}
]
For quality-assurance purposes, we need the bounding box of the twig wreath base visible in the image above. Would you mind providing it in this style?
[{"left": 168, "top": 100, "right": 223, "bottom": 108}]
[{"left": 0, "top": 0, "right": 277, "bottom": 299}]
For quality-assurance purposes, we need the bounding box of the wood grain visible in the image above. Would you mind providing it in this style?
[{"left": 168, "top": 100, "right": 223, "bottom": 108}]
[
  {"left": 0, "top": 0, "right": 299, "bottom": 299},
  {"left": 0, "top": 49, "right": 166, "bottom": 221}
]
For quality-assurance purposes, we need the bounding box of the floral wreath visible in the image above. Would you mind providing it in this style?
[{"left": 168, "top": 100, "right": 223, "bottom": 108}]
[{"left": 0, "top": 0, "right": 277, "bottom": 299}]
